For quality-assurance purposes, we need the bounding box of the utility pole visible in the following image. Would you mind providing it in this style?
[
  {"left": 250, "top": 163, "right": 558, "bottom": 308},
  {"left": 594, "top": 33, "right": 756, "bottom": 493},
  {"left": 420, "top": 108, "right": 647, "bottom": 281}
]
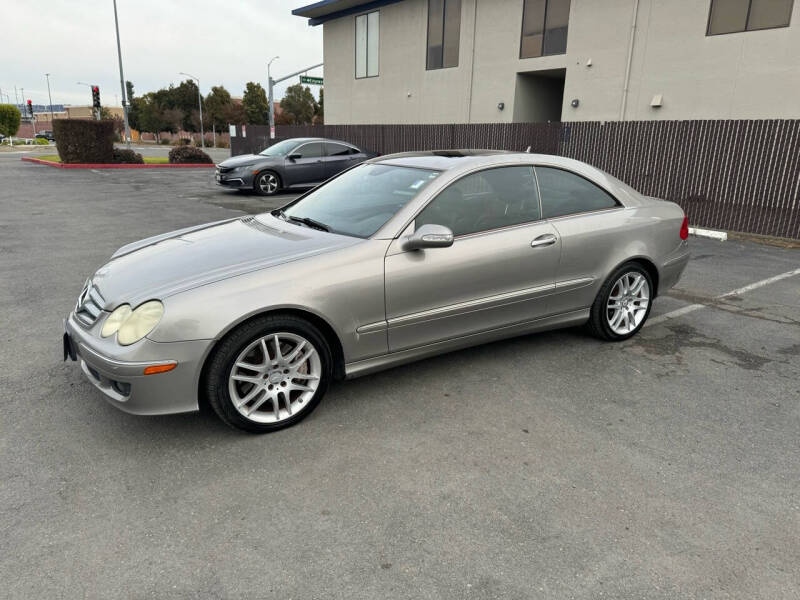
[
  {"left": 267, "top": 56, "right": 279, "bottom": 140},
  {"left": 113, "top": 0, "right": 132, "bottom": 146},
  {"left": 268, "top": 61, "right": 323, "bottom": 140},
  {"left": 179, "top": 72, "right": 204, "bottom": 148},
  {"left": 45, "top": 74, "right": 54, "bottom": 123}
]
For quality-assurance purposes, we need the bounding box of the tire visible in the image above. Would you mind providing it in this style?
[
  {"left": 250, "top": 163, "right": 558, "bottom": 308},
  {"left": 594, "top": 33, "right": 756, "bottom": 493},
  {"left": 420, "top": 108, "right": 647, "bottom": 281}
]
[
  {"left": 254, "top": 171, "right": 281, "bottom": 196},
  {"left": 588, "top": 262, "right": 654, "bottom": 341},
  {"left": 203, "top": 314, "right": 332, "bottom": 433}
]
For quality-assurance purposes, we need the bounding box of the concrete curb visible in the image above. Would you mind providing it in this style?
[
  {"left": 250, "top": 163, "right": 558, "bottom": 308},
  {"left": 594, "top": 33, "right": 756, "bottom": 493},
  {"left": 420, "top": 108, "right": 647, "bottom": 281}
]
[
  {"left": 21, "top": 157, "right": 215, "bottom": 169},
  {"left": 689, "top": 227, "right": 728, "bottom": 241}
]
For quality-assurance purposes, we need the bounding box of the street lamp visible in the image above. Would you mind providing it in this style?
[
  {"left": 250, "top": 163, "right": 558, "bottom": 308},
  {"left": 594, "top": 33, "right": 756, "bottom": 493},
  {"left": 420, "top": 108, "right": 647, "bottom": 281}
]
[
  {"left": 267, "top": 56, "right": 279, "bottom": 140},
  {"left": 179, "top": 72, "right": 204, "bottom": 148},
  {"left": 45, "top": 73, "right": 54, "bottom": 123}
]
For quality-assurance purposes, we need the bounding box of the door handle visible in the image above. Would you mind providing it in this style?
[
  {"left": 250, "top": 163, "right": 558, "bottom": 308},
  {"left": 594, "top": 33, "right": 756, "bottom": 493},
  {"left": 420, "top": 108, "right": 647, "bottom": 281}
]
[{"left": 530, "top": 234, "right": 557, "bottom": 248}]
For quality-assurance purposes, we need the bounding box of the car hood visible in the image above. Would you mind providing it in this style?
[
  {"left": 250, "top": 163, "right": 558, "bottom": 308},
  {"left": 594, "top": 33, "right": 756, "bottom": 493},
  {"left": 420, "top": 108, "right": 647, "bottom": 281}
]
[
  {"left": 90, "top": 215, "right": 360, "bottom": 309},
  {"left": 219, "top": 154, "right": 280, "bottom": 168}
]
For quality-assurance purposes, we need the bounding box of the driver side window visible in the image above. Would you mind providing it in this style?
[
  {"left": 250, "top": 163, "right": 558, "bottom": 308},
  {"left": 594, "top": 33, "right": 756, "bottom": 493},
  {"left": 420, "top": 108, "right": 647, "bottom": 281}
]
[{"left": 415, "top": 166, "right": 541, "bottom": 236}]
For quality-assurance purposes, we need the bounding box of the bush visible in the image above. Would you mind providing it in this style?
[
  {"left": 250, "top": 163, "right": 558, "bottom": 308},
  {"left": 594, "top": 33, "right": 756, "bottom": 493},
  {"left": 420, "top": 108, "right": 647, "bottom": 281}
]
[
  {"left": 112, "top": 148, "right": 144, "bottom": 164},
  {"left": 174, "top": 138, "right": 191, "bottom": 146},
  {"left": 53, "top": 119, "right": 115, "bottom": 163},
  {"left": 0, "top": 104, "right": 22, "bottom": 137},
  {"left": 34, "top": 137, "right": 50, "bottom": 145},
  {"left": 168, "top": 145, "right": 213, "bottom": 164},
  {"left": 215, "top": 139, "right": 230, "bottom": 149},
  {"left": 159, "top": 138, "right": 171, "bottom": 145}
]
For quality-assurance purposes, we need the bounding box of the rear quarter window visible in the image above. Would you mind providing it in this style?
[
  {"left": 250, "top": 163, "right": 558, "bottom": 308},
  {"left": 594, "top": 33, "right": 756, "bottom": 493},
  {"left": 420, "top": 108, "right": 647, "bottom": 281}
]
[{"left": 536, "top": 166, "right": 619, "bottom": 219}]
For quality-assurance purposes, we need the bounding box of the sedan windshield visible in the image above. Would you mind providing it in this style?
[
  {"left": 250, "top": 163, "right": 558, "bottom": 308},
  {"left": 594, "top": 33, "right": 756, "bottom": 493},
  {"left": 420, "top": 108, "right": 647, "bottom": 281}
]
[
  {"left": 259, "top": 139, "right": 299, "bottom": 157},
  {"left": 280, "top": 164, "right": 441, "bottom": 238}
]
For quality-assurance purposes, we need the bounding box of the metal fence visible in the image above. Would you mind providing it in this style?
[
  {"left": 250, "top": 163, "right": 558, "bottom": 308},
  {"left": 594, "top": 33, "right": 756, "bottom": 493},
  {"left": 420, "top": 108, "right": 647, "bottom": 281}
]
[{"left": 231, "top": 121, "right": 800, "bottom": 239}]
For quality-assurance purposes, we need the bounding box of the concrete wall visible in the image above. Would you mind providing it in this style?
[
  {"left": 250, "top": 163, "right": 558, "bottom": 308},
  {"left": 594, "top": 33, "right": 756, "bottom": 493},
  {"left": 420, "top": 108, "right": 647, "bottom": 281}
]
[{"left": 321, "top": 0, "right": 800, "bottom": 124}]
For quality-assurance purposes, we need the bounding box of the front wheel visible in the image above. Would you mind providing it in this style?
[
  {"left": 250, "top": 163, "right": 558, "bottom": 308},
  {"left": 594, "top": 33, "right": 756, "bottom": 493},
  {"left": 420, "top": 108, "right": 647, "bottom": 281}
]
[
  {"left": 254, "top": 171, "right": 280, "bottom": 196},
  {"left": 204, "top": 315, "right": 332, "bottom": 433},
  {"left": 588, "top": 263, "right": 653, "bottom": 341}
]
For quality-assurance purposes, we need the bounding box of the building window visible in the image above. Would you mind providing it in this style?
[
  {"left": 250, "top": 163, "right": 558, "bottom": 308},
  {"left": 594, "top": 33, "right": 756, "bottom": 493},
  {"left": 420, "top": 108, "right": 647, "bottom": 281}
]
[
  {"left": 520, "top": 0, "right": 571, "bottom": 59},
  {"left": 707, "top": 0, "right": 793, "bottom": 35},
  {"left": 356, "top": 11, "right": 379, "bottom": 78},
  {"left": 427, "top": 0, "right": 462, "bottom": 70}
]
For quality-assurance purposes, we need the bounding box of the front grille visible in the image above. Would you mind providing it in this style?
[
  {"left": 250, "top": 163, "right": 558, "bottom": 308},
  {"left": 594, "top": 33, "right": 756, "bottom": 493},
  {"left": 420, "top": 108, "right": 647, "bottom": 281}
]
[{"left": 75, "top": 282, "right": 106, "bottom": 327}]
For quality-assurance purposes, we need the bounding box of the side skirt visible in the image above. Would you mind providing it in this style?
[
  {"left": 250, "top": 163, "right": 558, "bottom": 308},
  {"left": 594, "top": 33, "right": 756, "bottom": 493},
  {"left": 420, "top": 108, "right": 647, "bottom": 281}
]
[{"left": 344, "top": 308, "right": 590, "bottom": 379}]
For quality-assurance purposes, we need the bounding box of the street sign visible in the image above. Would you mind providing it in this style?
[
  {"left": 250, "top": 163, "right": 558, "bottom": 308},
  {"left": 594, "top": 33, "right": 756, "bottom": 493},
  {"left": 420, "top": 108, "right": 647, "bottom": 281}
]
[{"left": 300, "top": 76, "right": 323, "bottom": 85}]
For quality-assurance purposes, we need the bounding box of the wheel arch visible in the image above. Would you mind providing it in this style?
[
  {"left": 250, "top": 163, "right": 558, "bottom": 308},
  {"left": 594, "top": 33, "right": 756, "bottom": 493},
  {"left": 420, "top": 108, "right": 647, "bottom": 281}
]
[
  {"left": 610, "top": 255, "right": 660, "bottom": 297},
  {"left": 199, "top": 306, "right": 346, "bottom": 398}
]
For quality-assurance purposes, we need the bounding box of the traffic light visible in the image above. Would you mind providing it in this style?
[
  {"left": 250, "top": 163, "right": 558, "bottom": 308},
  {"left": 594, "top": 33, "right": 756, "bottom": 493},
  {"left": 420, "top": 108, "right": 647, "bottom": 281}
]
[
  {"left": 27, "top": 99, "right": 33, "bottom": 116},
  {"left": 91, "top": 86, "right": 101, "bottom": 110}
]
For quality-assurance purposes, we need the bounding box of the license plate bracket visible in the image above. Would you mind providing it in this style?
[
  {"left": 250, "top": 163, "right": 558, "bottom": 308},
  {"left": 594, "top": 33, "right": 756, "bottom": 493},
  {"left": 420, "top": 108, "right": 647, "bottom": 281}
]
[{"left": 63, "top": 331, "right": 77, "bottom": 362}]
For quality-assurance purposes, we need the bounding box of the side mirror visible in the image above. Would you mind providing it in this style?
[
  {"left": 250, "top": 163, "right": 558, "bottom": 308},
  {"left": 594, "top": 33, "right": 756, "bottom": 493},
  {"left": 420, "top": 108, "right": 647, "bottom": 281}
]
[
  {"left": 401, "top": 224, "right": 454, "bottom": 251},
  {"left": 287, "top": 153, "right": 302, "bottom": 161}
]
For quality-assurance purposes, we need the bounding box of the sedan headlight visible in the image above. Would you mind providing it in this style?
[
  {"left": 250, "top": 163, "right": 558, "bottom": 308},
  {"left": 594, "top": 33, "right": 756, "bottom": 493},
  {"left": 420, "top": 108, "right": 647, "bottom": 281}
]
[
  {"left": 101, "top": 300, "right": 164, "bottom": 345},
  {"left": 101, "top": 304, "right": 132, "bottom": 338}
]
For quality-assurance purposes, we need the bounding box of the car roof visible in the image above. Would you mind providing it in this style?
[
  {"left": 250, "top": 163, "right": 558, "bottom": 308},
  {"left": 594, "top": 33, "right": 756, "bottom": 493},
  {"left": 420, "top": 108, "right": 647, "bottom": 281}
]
[{"left": 286, "top": 137, "right": 358, "bottom": 147}]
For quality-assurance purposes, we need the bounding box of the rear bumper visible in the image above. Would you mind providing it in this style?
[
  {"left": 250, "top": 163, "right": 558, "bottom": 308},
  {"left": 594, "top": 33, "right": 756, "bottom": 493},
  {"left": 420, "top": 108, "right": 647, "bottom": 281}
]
[
  {"left": 659, "top": 242, "right": 690, "bottom": 292},
  {"left": 65, "top": 313, "right": 213, "bottom": 415}
]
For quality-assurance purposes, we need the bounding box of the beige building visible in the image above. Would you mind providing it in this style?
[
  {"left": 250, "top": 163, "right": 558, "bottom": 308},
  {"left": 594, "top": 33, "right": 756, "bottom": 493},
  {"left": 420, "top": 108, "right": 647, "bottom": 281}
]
[{"left": 293, "top": 0, "right": 799, "bottom": 124}]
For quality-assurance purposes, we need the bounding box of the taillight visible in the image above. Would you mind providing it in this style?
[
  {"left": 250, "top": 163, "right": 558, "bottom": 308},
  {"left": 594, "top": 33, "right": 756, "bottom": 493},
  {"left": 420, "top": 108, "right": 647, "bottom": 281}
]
[{"left": 679, "top": 215, "right": 689, "bottom": 240}]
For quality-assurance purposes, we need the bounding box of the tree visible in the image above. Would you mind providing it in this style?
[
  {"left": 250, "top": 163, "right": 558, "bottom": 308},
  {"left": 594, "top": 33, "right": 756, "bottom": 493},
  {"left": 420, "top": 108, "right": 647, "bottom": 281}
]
[
  {"left": 314, "top": 87, "right": 324, "bottom": 124},
  {"left": 280, "top": 84, "right": 317, "bottom": 125},
  {"left": 0, "top": 104, "right": 22, "bottom": 137},
  {"left": 242, "top": 82, "right": 269, "bottom": 125},
  {"left": 125, "top": 81, "right": 139, "bottom": 131},
  {"left": 204, "top": 86, "right": 233, "bottom": 130},
  {"left": 223, "top": 102, "right": 247, "bottom": 125}
]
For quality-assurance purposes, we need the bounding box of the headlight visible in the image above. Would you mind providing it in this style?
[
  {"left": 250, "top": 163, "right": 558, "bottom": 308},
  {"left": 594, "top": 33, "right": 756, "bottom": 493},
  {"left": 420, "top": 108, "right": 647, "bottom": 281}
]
[
  {"left": 100, "top": 300, "right": 164, "bottom": 345},
  {"left": 101, "top": 304, "right": 132, "bottom": 337}
]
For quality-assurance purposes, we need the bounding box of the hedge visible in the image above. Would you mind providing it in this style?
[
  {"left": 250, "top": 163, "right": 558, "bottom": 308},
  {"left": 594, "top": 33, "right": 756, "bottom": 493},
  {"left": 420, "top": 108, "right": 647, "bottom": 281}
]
[
  {"left": 112, "top": 148, "right": 144, "bottom": 164},
  {"left": 168, "top": 145, "right": 213, "bottom": 164},
  {"left": 53, "top": 119, "right": 115, "bottom": 163}
]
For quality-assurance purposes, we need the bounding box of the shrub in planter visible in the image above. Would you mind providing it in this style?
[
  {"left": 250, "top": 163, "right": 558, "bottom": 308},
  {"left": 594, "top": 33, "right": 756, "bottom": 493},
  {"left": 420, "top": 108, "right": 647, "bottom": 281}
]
[
  {"left": 34, "top": 137, "right": 50, "bottom": 145},
  {"left": 53, "top": 119, "right": 115, "bottom": 163},
  {"left": 168, "top": 145, "right": 213, "bottom": 164},
  {"left": 112, "top": 148, "right": 144, "bottom": 164}
]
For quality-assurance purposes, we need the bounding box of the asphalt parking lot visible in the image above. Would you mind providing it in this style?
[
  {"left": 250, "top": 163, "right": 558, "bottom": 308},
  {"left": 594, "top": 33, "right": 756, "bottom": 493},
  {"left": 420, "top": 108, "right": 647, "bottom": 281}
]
[{"left": 1, "top": 156, "right": 799, "bottom": 599}]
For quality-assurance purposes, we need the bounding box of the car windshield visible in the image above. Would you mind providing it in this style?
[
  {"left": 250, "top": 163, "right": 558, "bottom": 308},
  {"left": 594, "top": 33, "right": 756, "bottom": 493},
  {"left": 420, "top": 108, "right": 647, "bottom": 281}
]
[
  {"left": 279, "top": 164, "right": 441, "bottom": 238},
  {"left": 259, "top": 139, "right": 300, "bottom": 157}
]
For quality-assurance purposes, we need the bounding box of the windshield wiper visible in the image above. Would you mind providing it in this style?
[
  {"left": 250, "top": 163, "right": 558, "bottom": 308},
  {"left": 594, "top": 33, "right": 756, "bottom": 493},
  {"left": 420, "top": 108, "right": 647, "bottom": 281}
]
[{"left": 287, "top": 215, "right": 330, "bottom": 232}]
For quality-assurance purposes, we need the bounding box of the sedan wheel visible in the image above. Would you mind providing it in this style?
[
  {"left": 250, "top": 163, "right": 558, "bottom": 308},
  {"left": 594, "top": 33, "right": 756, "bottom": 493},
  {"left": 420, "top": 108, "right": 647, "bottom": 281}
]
[
  {"left": 606, "top": 272, "right": 650, "bottom": 335},
  {"left": 204, "top": 314, "right": 332, "bottom": 433},
  {"left": 229, "top": 333, "right": 321, "bottom": 424},
  {"left": 588, "top": 263, "right": 653, "bottom": 341},
  {"left": 254, "top": 171, "right": 279, "bottom": 196}
]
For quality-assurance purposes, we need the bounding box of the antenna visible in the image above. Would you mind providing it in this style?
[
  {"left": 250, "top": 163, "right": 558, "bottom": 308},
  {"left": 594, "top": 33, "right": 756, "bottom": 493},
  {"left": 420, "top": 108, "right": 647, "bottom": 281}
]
[{"left": 525, "top": 146, "right": 532, "bottom": 153}]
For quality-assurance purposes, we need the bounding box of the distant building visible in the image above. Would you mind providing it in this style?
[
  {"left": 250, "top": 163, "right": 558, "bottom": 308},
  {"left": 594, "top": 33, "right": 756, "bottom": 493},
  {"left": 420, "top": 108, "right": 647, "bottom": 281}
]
[{"left": 293, "top": 0, "right": 799, "bottom": 124}]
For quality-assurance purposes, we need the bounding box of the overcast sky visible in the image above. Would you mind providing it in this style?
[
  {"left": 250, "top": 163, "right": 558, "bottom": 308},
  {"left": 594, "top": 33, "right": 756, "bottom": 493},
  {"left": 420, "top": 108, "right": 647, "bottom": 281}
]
[{"left": 3, "top": 0, "right": 323, "bottom": 107}]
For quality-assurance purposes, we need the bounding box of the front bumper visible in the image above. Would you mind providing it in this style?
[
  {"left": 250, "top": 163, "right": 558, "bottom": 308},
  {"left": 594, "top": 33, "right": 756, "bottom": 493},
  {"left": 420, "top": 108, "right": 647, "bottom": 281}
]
[
  {"left": 64, "top": 312, "right": 214, "bottom": 415},
  {"left": 215, "top": 168, "right": 253, "bottom": 189}
]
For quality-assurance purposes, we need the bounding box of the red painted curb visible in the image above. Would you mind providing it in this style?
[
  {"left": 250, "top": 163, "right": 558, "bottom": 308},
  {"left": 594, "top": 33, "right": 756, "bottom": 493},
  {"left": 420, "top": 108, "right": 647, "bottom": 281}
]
[{"left": 21, "top": 156, "right": 215, "bottom": 169}]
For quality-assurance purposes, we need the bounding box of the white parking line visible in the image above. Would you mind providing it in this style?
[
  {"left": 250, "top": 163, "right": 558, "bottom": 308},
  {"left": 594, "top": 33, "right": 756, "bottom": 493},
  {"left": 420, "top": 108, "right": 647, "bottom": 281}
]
[{"left": 647, "top": 266, "right": 800, "bottom": 327}]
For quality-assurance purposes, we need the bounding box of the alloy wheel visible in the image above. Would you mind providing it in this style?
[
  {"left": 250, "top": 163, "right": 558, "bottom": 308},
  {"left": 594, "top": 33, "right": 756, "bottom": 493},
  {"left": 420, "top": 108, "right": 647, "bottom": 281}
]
[
  {"left": 228, "top": 332, "right": 320, "bottom": 423},
  {"left": 606, "top": 272, "right": 650, "bottom": 335},
  {"left": 257, "top": 173, "right": 278, "bottom": 195}
]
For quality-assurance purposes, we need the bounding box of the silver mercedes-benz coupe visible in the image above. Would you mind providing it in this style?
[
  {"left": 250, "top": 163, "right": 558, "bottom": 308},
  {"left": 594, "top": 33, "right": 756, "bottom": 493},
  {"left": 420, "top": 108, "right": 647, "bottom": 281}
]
[{"left": 64, "top": 150, "right": 690, "bottom": 433}]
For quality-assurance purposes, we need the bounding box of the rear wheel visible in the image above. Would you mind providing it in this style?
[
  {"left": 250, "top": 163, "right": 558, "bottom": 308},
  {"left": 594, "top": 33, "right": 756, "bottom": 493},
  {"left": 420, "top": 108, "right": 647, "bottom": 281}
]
[
  {"left": 204, "top": 315, "right": 332, "bottom": 433},
  {"left": 254, "top": 171, "right": 280, "bottom": 196},
  {"left": 588, "top": 263, "right": 653, "bottom": 341}
]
